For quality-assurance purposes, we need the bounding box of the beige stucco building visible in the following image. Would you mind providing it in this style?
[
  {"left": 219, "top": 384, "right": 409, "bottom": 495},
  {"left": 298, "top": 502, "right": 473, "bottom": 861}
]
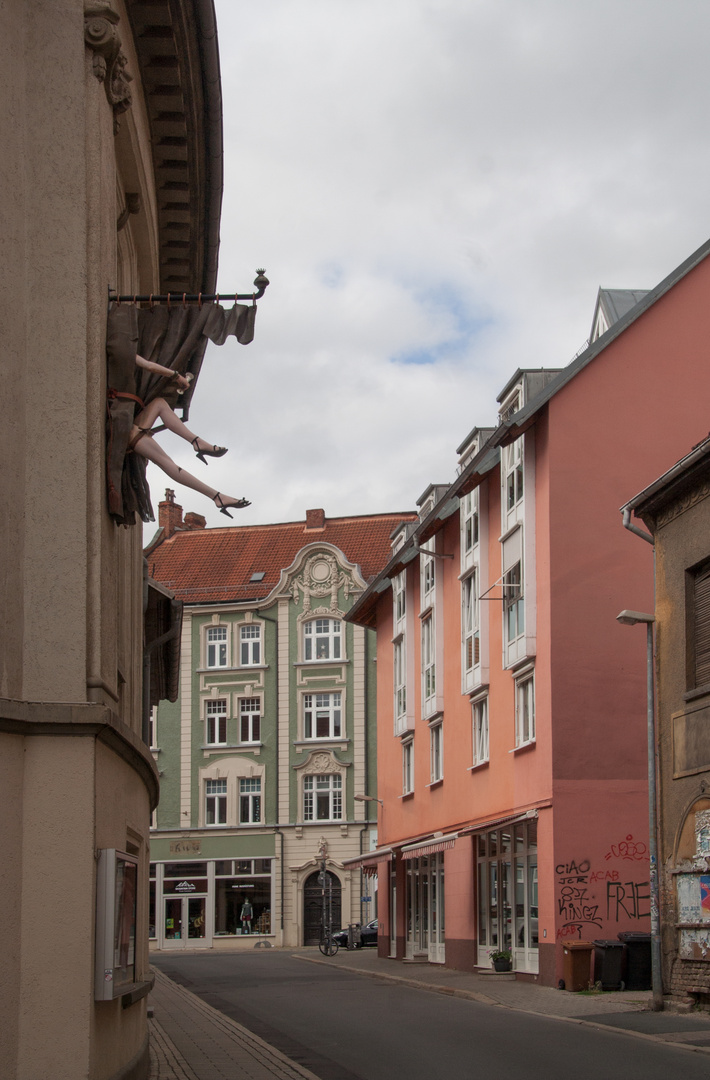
[
  {"left": 0, "top": 3, "right": 224, "bottom": 1077},
  {"left": 624, "top": 435, "right": 710, "bottom": 1004}
]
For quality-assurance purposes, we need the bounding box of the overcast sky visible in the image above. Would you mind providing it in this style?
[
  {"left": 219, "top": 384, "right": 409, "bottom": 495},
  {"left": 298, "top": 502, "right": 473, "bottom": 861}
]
[{"left": 147, "top": 0, "right": 710, "bottom": 531}]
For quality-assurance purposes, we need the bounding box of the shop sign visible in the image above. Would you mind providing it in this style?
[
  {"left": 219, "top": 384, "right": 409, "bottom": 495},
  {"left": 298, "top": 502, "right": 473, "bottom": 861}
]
[
  {"left": 174, "top": 880, "right": 196, "bottom": 893},
  {"left": 170, "top": 840, "right": 202, "bottom": 856}
]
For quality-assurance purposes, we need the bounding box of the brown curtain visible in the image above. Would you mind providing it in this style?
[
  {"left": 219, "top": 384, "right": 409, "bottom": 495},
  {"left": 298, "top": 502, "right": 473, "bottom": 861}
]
[{"left": 106, "top": 301, "right": 256, "bottom": 525}]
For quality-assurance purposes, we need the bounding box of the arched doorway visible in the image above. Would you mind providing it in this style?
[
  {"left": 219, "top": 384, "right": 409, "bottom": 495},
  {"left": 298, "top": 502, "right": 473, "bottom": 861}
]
[{"left": 303, "top": 870, "right": 342, "bottom": 945}]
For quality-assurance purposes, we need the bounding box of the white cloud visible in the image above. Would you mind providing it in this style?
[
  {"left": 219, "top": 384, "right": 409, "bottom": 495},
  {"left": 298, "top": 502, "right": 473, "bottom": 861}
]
[{"left": 145, "top": 0, "right": 710, "bottom": 531}]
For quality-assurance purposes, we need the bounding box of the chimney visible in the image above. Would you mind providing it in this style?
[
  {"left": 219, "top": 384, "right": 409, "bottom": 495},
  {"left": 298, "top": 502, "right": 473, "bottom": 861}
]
[
  {"left": 184, "top": 512, "right": 206, "bottom": 531},
  {"left": 159, "top": 489, "right": 183, "bottom": 539},
  {"left": 305, "top": 508, "right": 325, "bottom": 531}
]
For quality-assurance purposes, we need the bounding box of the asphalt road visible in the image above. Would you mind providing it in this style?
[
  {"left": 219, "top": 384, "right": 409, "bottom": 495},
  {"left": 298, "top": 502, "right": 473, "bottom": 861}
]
[{"left": 152, "top": 951, "right": 710, "bottom": 1080}]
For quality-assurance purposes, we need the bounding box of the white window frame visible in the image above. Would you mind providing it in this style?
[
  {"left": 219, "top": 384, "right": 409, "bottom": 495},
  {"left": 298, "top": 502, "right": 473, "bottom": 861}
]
[
  {"left": 239, "top": 697, "right": 261, "bottom": 744},
  {"left": 239, "top": 777, "right": 262, "bottom": 824},
  {"left": 303, "top": 774, "right": 343, "bottom": 821},
  {"left": 504, "top": 561, "right": 524, "bottom": 649},
  {"left": 304, "top": 692, "right": 342, "bottom": 740},
  {"left": 205, "top": 699, "right": 228, "bottom": 746},
  {"left": 429, "top": 721, "right": 443, "bottom": 783},
  {"left": 422, "top": 614, "right": 436, "bottom": 717},
  {"left": 394, "top": 638, "right": 407, "bottom": 734},
  {"left": 393, "top": 571, "right": 406, "bottom": 635},
  {"left": 149, "top": 706, "right": 158, "bottom": 750},
  {"left": 206, "top": 624, "right": 229, "bottom": 669},
  {"left": 461, "top": 490, "right": 479, "bottom": 570},
  {"left": 472, "top": 696, "right": 489, "bottom": 765},
  {"left": 462, "top": 570, "right": 480, "bottom": 683},
  {"left": 402, "top": 738, "right": 414, "bottom": 795},
  {"left": 303, "top": 618, "right": 342, "bottom": 662},
  {"left": 240, "top": 623, "right": 262, "bottom": 666},
  {"left": 205, "top": 778, "right": 227, "bottom": 826},
  {"left": 503, "top": 437, "right": 524, "bottom": 514},
  {"left": 420, "top": 544, "right": 435, "bottom": 611},
  {"left": 515, "top": 672, "right": 535, "bottom": 748}
]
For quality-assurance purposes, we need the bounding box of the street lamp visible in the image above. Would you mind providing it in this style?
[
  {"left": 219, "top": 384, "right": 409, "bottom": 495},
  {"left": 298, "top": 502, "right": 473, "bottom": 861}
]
[
  {"left": 353, "top": 794, "right": 383, "bottom": 805},
  {"left": 616, "top": 608, "right": 663, "bottom": 1011}
]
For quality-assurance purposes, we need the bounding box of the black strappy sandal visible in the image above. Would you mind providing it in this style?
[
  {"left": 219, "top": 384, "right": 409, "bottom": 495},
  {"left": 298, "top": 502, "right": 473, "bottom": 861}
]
[
  {"left": 192, "top": 437, "right": 228, "bottom": 465},
  {"left": 214, "top": 494, "right": 251, "bottom": 518}
]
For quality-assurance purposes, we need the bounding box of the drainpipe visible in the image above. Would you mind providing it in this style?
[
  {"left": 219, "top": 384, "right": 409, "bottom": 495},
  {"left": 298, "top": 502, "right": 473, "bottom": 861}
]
[
  {"left": 622, "top": 507, "right": 654, "bottom": 546},
  {"left": 256, "top": 609, "right": 283, "bottom": 931}
]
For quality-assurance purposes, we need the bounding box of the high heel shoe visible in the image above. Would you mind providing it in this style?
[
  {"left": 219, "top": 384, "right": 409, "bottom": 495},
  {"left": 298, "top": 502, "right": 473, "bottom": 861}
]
[
  {"left": 214, "top": 493, "right": 251, "bottom": 518},
  {"left": 192, "top": 437, "right": 228, "bottom": 465}
]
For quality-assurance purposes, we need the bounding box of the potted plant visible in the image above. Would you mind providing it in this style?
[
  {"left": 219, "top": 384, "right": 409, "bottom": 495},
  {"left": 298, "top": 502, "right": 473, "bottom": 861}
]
[{"left": 490, "top": 949, "right": 512, "bottom": 972}]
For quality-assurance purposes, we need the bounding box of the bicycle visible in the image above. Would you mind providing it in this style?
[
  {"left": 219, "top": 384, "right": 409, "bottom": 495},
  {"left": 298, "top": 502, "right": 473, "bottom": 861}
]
[{"left": 318, "top": 932, "right": 339, "bottom": 956}]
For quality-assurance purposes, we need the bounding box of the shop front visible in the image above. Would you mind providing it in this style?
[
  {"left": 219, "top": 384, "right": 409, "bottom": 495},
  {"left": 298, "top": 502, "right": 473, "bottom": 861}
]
[
  {"left": 401, "top": 836, "right": 455, "bottom": 964},
  {"left": 475, "top": 817, "right": 538, "bottom": 974},
  {"left": 149, "top": 835, "right": 276, "bottom": 950}
]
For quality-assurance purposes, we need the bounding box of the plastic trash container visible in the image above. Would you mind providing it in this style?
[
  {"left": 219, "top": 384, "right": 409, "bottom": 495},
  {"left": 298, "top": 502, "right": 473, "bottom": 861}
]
[
  {"left": 617, "top": 931, "right": 651, "bottom": 990},
  {"left": 593, "top": 939, "right": 626, "bottom": 990},
  {"left": 562, "top": 941, "right": 594, "bottom": 992}
]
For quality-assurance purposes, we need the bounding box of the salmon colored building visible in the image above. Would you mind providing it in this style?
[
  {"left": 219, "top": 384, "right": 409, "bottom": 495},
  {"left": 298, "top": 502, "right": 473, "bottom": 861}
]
[{"left": 345, "top": 238, "right": 710, "bottom": 986}]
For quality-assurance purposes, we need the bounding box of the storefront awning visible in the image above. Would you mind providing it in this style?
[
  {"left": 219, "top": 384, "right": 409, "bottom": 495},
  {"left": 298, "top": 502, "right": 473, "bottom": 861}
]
[
  {"left": 342, "top": 848, "right": 393, "bottom": 875},
  {"left": 401, "top": 833, "right": 459, "bottom": 859},
  {"left": 459, "top": 808, "right": 539, "bottom": 836}
]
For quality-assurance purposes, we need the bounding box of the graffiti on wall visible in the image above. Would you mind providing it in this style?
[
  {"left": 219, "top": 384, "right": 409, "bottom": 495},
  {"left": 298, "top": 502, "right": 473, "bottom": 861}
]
[
  {"left": 604, "top": 834, "right": 647, "bottom": 862},
  {"left": 555, "top": 837, "right": 650, "bottom": 941}
]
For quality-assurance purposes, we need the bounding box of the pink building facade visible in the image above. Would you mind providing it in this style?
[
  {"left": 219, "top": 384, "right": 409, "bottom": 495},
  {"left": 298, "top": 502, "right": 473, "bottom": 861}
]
[{"left": 346, "top": 238, "right": 710, "bottom": 986}]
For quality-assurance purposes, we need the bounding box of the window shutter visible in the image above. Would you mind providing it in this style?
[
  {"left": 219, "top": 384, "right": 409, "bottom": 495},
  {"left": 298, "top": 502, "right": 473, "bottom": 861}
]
[{"left": 695, "top": 565, "right": 710, "bottom": 687}]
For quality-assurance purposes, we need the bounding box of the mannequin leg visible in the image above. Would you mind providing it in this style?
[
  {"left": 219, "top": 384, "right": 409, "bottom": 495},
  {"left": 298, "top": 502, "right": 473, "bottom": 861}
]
[
  {"left": 132, "top": 432, "right": 248, "bottom": 512},
  {"left": 133, "top": 397, "right": 224, "bottom": 455}
]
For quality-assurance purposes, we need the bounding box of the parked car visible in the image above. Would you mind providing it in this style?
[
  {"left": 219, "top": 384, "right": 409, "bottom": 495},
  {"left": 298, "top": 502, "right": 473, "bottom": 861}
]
[{"left": 332, "top": 919, "right": 378, "bottom": 948}]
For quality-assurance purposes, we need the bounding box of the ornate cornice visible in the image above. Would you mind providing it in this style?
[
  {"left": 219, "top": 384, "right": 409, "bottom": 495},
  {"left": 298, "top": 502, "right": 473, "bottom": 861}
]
[
  {"left": 653, "top": 480, "right": 710, "bottom": 530},
  {"left": 292, "top": 749, "right": 349, "bottom": 775}
]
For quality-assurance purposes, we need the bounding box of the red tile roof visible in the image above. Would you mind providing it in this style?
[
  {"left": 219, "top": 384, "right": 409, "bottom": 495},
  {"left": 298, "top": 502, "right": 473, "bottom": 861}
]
[{"left": 146, "top": 511, "right": 418, "bottom": 605}]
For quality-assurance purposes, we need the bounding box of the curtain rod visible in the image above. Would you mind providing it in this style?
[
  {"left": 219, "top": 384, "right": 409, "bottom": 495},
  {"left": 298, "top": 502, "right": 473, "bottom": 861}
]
[{"left": 108, "top": 271, "right": 269, "bottom": 306}]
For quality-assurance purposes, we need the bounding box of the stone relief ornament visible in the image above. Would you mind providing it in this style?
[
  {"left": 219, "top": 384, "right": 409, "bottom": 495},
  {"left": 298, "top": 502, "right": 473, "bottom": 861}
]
[
  {"left": 304, "top": 752, "right": 341, "bottom": 775},
  {"left": 292, "top": 554, "right": 352, "bottom": 614},
  {"left": 84, "top": 4, "right": 133, "bottom": 132}
]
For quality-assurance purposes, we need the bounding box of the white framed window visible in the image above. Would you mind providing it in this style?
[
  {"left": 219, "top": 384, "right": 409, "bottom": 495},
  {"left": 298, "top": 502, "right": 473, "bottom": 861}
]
[
  {"left": 239, "top": 698, "right": 261, "bottom": 744},
  {"left": 206, "top": 699, "right": 228, "bottom": 745},
  {"left": 303, "top": 774, "right": 343, "bottom": 821},
  {"left": 393, "top": 571, "right": 406, "bottom": 633},
  {"left": 502, "top": 527, "right": 525, "bottom": 668},
  {"left": 504, "top": 561, "right": 524, "bottom": 647},
  {"left": 402, "top": 738, "right": 414, "bottom": 795},
  {"left": 205, "top": 779, "right": 227, "bottom": 825},
  {"left": 304, "top": 618, "right": 342, "bottom": 661},
  {"left": 462, "top": 571, "right": 480, "bottom": 676},
  {"left": 394, "top": 638, "right": 407, "bottom": 733},
  {"left": 240, "top": 623, "right": 262, "bottom": 666},
  {"left": 149, "top": 706, "right": 158, "bottom": 749},
  {"left": 515, "top": 673, "right": 535, "bottom": 747},
  {"left": 461, "top": 490, "right": 479, "bottom": 564},
  {"left": 472, "top": 696, "right": 489, "bottom": 765},
  {"left": 421, "top": 544, "right": 435, "bottom": 610},
  {"left": 239, "top": 778, "right": 262, "bottom": 823},
  {"left": 430, "top": 722, "right": 443, "bottom": 783},
  {"left": 422, "top": 615, "right": 436, "bottom": 715},
  {"left": 206, "top": 625, "right": 229, "bottom": 668},
  {"left": 503, "top": 437, "right": 524, "bottom": 513},
  {"left": 304, "top": 692, "right": 342, "bottom": 739}
]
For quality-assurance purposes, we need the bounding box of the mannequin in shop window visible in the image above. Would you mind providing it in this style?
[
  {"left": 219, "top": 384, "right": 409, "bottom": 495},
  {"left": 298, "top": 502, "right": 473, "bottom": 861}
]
[{"left": 240, "top": 899, "right": 253, "bottom": 934}]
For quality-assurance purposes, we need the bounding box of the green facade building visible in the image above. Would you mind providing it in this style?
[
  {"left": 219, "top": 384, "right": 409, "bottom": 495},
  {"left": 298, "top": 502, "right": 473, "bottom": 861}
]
[{"left": 147, "top": 493, "right": 416, "bottom": 949}]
